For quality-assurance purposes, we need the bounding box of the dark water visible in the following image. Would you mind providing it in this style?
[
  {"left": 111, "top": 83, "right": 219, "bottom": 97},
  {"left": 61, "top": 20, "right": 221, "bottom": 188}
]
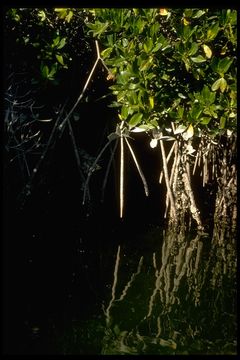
[
  {"left": 2, "top": 125, "right": 237, "bottom": 355},
  {"left": 3, "top": 200, "right": 237, "bottom": 355}
]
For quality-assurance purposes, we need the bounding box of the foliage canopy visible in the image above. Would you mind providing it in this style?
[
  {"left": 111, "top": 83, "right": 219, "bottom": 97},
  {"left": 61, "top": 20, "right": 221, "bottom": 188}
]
[
  {"left": 5, "top": 8, "right": 237, "bottom": 139},
  {"left": 86, "top": 8, "right": 237, "bottom": 138}
]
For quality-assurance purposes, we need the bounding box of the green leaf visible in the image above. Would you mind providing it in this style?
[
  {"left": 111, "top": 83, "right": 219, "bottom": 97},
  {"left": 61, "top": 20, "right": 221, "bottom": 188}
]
[
  {"left": 121, "top": 106, "right": 129, "bottom": 120},
  {"left": 56, "top": 54, "right": 64, "bottom": 65},
  {"left": 177, "top": 106, "right": 184, "bottom": 119},
  {"left": 54, "top": 8, "right": 67, "bottom": 19},
  {"left": 117, "top": 71, "right": 131, "bottom": 85},
  {"left": 202, "top": 85, "right": 210, "bottom": 101},
  {"left": 57, "top": 38, "right": 66, "bottom": 49},
  {"left": 183, "top": 58, "right": 191, "bottom": 71},
  {"left": 101, "top": 47, "right": 113, "bottom": 59},
  {"left": 122, "top": 38, "right": 128, "bottom": 47},
  {"left": 42, "top": 65, "right": 49, "bottom": 78},
  {"left": 191, "top": 55, "right": 206, "bottom": 63},
  {"left": 217, "top": 57, "right": 233, "bottom": 75},
  {"left": 52, "top": 36, "right": 60, "bottom": 47},
  {"left": 200, "top": 117, "right": 211, "bottom": 125},
  {"left": 202, "top": 85, "right": 216, "bottom": 105},
  {"left": 128, "top": 83, "right": 139, "bottom": 90},
  {"left": 219, "top": 116, "right": 226, "bottom": 129},
  {"left": 192, "top": 10, "right": 206, "bottom": 18},
  {"left": 139, "top": 58, "right": 153, "bottom": 71},
  {"left": 191, "top": 104, "right": 202, "bottom": 120},
  {"left": 149, "top": 96, "right": 154, "bottom": 109},
  {"left": 65, "top": 10, "right": 73, "bottom": 23},
  {"left": 211, "top": 78, "right": 222, "bottom": 91},
  {"left": 188, "top": 42, "right": 198, "bottom": 56},
  {"left": 87, "top": 21, "right": 109, "bottom": 37},
  {"left": 143, "top": 38, "right": 153, "bottom": 53},
  {"left": 152, "top": 42, "right": 162, "bottom": 53},
  {"left": 38, "top": 10, "right": 46, "bottom": 21},
  {"left": 129, "top": 113, "right": 143, "bottom": 128},
  {"left": 150, "top": 23, "right": 160, "bottom": 38},
  {"left": 48, "top": 65, "right": 57, "bottom": 79},
  {"left": 207, "top": 22, "right": 219, "bottom": 41},
  {"left": 219, "top": 78, "right": 227, "bottom": 92}
]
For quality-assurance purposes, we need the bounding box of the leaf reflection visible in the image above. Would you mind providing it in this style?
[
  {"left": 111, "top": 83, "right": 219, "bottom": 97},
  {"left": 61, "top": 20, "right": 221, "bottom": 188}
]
[{"left": 102, "top": 225, "right": 237, "bottom": 355}]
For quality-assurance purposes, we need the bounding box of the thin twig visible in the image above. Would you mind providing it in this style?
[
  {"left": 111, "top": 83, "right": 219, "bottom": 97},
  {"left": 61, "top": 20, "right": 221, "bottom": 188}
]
[
  {"left": 67, "top": 120, "right": 85, "bottom": 183},
  {"left": 82, "top": 138, "right": 114, "bottom": 205},
  {"left": 120, "top": 135, "right": 124, "bottom": 218},
  {"left": 21, "top": 101, "right": 68, "bottom": 202},
  {"left": 159, "top": 136, "right": 176, "bottom": 219},
  {"left": 67, "top": 119, "right": 91, "bottom": 202},
  {"left": 125, "top": 137, "right": 149, "bottom": 197},
  {"left": 182, "top": 167, "right": 203, "bottom": 230},
  {"left": 164, "top": 142, "right": 178, "bottom": 218},
  {"left": 159, "top": 141, "right": 175, "bottom": 183},
  {"left": 101, "top": 138, "right": 119, "bottom": 202},
  {"left": 59, "top": 40, "right": 101, "bottom": 132},
  {"left": 193, "top": 149, "right": 199, "bottom": 175}
]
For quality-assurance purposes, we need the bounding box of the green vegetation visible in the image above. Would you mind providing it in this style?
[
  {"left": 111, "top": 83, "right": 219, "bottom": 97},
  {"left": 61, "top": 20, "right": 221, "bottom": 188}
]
[
  {"left": 86, "top": 9, "right": 236, "bottom": 136},
  {"left": 4, "top": 8, "right": 237, "bottom": 229}
]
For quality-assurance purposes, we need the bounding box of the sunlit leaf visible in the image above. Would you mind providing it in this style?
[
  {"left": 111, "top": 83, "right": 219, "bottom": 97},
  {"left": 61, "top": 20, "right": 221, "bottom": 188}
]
[
  {"left": 150, "top": 138, "right": 158, "bottom": 148},
  {"left": 152, "top": 42, "right": 162, "bottom": 52},
  {"left": 219, "top": 77, "right": 227, "bottom": 92},
  {"left": 149, "top": 96, "right": 154, "bottom": 109},
  {"left": 200, "top": 117, "right": 211, "bottom": 125},
  {"left": 183, "top": 17, "right": 190, "bottom": 26},
  {"left": 202, "top": 44, "right": 212, "bottom": 59},
  {"left": 178, "top": 93, "right": 187, "bottom": 99},
  {"left": 101, "top": 47, "right": 112, "bottom": 59},
  {"left": 130, "top": 127, "right": 147, "bottom": 133},
  {"left": 183, "top": 124, "right": 194, "bottom": 140},
  {"left": 207, "top": 22, "right": 219, "bottom": 41},
  {"left": 38, "top": 10, "right": 46, "bottom": 21},
  {"left": 65, "top": 10, "right": 73, "bottom": 23},
  {"left": 129, "top": 113, "right": 143, "bottom": 128},
  {"left": 159, "top": 9, "right": 168, "bottom": 16},
  {"left": 54, "top": 8, "right": 67, "bottom": 19},
  {"left": 121, "top": 106, "right": 128, "bottom": 120},
  {"left": 57, "top": 37, "right": 66, "bottom": 49},
  {"left": 192, "top": 10, "right": 206, "bottom": 18},
  {"left": 191, "top": 55, "right": 206, "bottom": 63},
  {"left": 56, "top": 54, "right": 64, "bottom": 65},
  {"left": 183, "top": 58, "right": 191, "bottom": 71},
  {"left": 211, "top": 77, "right": 227, "bottom": 92},
  {"left": 174, "top": 124, "right": 187, "bottom": 134},
  {"left": 186, "top": 144, "right": 196, "bottom": 154}
]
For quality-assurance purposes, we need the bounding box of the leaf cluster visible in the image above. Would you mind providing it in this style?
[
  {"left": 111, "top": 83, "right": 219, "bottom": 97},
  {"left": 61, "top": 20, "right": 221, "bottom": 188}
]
[
  {"left": 86, "top": 8, "right": 237, "bottom": 136},
  {"left": 5, "top": 8, "right": 92, "bottom": 85}
]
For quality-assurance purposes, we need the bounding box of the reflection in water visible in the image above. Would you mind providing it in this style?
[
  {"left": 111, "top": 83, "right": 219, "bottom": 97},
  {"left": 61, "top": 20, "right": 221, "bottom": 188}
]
[{"left": 101, "top": 226, "right": 237, "bottom": 355}]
